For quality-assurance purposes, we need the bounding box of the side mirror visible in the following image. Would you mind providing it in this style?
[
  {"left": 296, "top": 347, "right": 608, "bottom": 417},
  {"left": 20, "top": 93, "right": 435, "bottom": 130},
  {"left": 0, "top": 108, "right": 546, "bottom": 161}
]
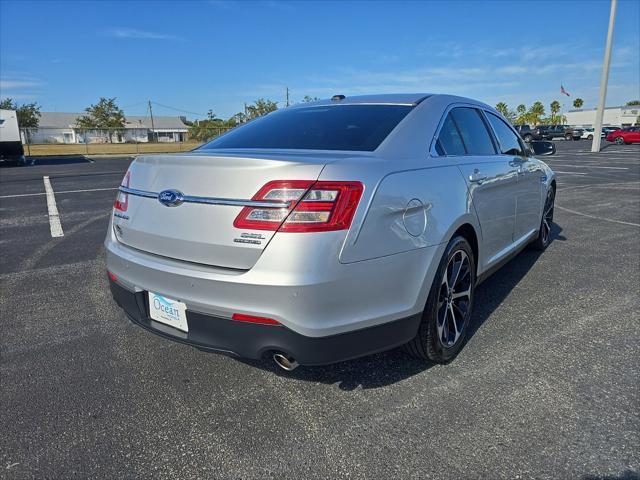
[{"left": 529, "top": 140, "right": 556, "bottom": 156}]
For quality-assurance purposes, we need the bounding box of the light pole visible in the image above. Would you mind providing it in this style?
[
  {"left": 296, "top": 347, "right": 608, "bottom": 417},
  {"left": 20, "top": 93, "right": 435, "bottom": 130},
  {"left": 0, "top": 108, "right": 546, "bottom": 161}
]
[{"left": 591, "top": 0, "right": 618, "bottom": 152}]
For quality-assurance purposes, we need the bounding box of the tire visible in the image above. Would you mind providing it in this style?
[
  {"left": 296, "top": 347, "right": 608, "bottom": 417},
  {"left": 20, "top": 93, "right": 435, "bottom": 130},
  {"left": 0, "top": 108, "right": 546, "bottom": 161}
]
[
  {"left": 531, "top": 186, "right": 555, "bottom": 251},
  {"left": 523, "top": 134, "right": 532, "bottom": 143},
  {"left": 405, "top": 236, "right": 476, "bottom": 363},
  {"left": 587, "top": 135, "right": 593, "bottom": 140},
  {"left": 565, "top": 133, "right": 572, "bottom": 141},
  {"left": 615, "top": 136, "right": 624, "bottom": 145}
]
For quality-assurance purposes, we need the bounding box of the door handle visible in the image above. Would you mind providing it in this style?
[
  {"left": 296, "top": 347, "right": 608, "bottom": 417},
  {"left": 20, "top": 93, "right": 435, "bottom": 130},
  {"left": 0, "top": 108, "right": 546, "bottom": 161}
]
[{"left": 469, "top": 170, "right": 488, "bottom": 183}]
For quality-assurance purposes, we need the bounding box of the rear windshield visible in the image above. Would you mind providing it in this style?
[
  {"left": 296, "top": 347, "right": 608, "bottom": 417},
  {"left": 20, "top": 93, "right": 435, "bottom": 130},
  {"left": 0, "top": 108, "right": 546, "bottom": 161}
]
[{"left": 198, "top": 104, "right": 413, "bottom": 151}]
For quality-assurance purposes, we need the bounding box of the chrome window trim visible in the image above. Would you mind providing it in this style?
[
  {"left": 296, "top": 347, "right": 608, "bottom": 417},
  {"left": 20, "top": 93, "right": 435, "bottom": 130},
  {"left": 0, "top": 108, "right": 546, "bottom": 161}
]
[
  {"left": 429, "top": 103, "right": 498, "bottom": 158},
  {"left": 481, "top": 110, "right": 528, "bottom": 158},
  {"left": 119, "top": 186, "right": 291, "bottom": 209}
]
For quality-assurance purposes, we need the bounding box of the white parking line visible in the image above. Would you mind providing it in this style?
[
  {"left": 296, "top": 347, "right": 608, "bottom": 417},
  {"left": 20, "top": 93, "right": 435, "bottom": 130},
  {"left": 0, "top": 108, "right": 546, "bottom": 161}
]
[
  {"left": 43, "top": 176, "right": 64, "bottom": 238},
  {"left": 556, "top": 205, "right": 640, "bottom": 227},
  {"left": 554, "top": 171, "right": 588, "bottom": 175},
  {"left": 0, "top": 187, "right": 118, "bottom": 199}
]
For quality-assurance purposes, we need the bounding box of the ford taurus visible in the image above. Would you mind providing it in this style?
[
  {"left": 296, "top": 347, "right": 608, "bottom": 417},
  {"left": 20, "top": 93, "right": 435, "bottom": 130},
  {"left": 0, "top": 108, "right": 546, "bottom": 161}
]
[{"left": 106, "top": 94, "right": 556, "bottom": 370}]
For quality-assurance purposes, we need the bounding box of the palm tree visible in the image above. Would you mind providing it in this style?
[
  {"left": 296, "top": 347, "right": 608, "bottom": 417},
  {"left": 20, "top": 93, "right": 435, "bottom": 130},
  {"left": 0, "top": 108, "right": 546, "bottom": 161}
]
[
  {"left": 573, "top": 98, "right": 584, "bottom": 109},
  {"left": 516, "top": 104, "right": 526, "bottom": 125},
  {"left": 529, "top": 102, "right": 546, "bottom": 125},
  {"left": 550, "top": 100, "right": 561, "bottom": 124},
  {"left": 495, "top": 102, "right": 509, "bottom": 117}
]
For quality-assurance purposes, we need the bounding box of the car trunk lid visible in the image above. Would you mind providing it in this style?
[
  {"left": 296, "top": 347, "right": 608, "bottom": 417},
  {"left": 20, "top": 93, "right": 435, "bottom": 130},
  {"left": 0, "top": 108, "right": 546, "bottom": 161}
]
[{"left": 112, "top": 151, "right": 331, "bottom": 269}]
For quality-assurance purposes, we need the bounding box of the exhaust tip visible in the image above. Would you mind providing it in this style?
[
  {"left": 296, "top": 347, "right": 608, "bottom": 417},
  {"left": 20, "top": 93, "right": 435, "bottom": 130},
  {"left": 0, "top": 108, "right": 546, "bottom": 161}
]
[{"left": 273, "top": 353, "right": 299, "bottom": 371}]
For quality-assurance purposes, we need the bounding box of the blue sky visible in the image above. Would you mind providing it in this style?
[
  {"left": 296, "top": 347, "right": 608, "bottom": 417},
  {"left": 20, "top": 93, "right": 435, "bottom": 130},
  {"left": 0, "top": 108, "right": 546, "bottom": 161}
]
[{"left": 1, "top": 0, "right": 639, "bottom": 119}]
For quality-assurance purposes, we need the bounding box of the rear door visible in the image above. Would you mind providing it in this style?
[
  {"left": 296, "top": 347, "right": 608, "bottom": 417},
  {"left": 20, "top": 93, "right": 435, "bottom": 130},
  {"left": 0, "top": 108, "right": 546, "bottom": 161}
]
[{"left": 436, "top": 107, "right": 518, "bottom": 269}]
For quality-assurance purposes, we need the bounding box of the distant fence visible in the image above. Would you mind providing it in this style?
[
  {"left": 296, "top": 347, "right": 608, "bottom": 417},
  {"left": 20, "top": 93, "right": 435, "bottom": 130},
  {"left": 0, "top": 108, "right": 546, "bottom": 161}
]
[{"left": 19, "top": 126, "right": 234, "bottom": 156}]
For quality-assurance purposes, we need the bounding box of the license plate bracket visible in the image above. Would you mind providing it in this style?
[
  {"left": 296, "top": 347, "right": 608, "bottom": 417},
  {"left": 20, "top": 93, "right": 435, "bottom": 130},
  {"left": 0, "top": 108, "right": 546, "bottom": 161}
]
[{"left": 147, "top": 292, "right": 188, "bottom": 332}]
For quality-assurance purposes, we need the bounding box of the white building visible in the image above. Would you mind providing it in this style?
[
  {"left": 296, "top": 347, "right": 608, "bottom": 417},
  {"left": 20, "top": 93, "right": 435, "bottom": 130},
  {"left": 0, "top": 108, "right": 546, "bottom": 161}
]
[
  {"left": 565, "top": 105, "right": 639, "bottom": 128},
  {"left": 25, "top": 112, "right": 189, "bottom": 144}
]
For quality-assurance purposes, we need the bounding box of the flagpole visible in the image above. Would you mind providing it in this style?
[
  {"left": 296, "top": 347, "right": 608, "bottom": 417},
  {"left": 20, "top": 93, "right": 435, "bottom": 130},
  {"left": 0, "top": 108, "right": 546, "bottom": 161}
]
[{"left": 592, "top": 0, "right": 617, "bottom": 152}]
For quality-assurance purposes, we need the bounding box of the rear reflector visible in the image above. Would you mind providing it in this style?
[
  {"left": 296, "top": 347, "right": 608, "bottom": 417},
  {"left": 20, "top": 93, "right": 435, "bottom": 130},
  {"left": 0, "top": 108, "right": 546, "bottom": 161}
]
[
  {"left": 107, "top": 271, "right": 118, "bottom": 283},
  {"left": 234, "top": 180, "right": 363, "bottom": 232},
  {"left": 232, "top": 313, "right": 281, "bottom": 326},
  {"left": 113, "top": 171, "right": 131, "bottom": 212}
]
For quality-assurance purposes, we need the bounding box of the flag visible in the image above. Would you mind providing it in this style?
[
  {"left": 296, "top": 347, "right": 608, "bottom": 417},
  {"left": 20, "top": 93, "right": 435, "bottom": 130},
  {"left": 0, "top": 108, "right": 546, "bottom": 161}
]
[{"left": 560, "top": 85, "right": 570, "bottom": 97}]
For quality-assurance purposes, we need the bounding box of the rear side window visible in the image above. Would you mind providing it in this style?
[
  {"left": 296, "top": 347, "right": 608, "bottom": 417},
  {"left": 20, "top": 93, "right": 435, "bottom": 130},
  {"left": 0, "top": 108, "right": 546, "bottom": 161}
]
[
  {"left": 449, "top": 108, "right": 496, "bottom": 155},
  {"left": 436, "top": 113, "right": 466, "bottom": 155},
  {"left": 199, "top": 105, "right": 413, "bottom": 152},
  {"left": 486, "top": 112, "right": 525, "bottom": 156}
]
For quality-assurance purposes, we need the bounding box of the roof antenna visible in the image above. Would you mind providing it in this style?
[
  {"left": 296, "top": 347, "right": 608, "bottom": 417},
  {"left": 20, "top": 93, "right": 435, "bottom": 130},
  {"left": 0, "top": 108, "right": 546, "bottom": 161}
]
[{"left": 331, "top": 94, "right": 346, "bottom": 101}]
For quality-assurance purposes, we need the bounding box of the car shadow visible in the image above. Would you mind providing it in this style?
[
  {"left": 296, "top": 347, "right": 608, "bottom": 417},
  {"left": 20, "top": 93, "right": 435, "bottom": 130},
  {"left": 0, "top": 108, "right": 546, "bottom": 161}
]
[
  {"left": 582, "top": 471, "right": 640, "bottom": 480},
  {"left": 235, "top": 223, "right": 565, "bottom": 390},
  {"left": 599, "top": 143, "right": 615, "bottom": 151}
]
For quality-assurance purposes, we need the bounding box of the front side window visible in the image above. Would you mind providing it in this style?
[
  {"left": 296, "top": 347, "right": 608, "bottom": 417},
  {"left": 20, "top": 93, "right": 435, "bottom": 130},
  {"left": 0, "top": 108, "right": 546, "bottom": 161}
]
[
  {"left": 449, "top": 108, "right": 496, "bottom": 155},
  {"left": 486, "top": 112, "right": 525, "bottom": 156},
  {"left": 198, "top": 104, "right": 413, "bottom": 152}
]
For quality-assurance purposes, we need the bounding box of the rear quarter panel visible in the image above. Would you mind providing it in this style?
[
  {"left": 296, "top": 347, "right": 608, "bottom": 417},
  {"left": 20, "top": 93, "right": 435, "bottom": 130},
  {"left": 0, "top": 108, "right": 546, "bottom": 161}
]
[{"left": 336, "top": 164, "right": 477, "bottom": 263}]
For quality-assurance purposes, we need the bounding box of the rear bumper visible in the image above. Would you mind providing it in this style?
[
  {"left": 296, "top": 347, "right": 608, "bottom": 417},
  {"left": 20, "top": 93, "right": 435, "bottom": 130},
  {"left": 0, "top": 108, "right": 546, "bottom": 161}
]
[{"left": 109, "top": 278, "right": 421, "bottom": 365}]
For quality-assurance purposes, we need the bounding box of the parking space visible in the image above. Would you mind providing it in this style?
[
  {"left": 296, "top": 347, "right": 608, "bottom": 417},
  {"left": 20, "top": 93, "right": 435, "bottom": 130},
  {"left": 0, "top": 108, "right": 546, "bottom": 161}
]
[{"left": 1, "top": 143, "right": 639, "bottom": 479}]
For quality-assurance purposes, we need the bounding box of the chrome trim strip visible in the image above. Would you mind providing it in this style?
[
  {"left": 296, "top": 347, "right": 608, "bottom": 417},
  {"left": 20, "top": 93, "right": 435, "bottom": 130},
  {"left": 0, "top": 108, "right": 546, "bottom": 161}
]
[{"left": 119, "top": 186, "right": 290, "bottom": 209}]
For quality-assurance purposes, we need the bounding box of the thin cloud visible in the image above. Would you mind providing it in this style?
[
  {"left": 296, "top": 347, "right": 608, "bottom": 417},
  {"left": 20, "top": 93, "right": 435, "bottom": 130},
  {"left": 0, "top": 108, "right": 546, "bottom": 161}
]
[
  {"left": 0, "top": 79, "right": 43, "bottom": 89},
  {"left": 106, "top": 28, "right": 184, "bottom": 41},
  {"left": 0, "top": 76, "right": 44, "bottom": 101}
]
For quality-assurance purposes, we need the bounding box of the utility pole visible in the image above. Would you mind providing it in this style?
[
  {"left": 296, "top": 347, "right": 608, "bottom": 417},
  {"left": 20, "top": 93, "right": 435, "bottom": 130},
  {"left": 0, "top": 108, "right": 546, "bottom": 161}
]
[
  {"left": 148, "top": 100, "right": 156, "bottom": 143},
  {"left": 286, "top": 87, "right": 290, "bottom": 107},
  {"left": 592, "top": 0, "right": 617, "bottom": 152}
]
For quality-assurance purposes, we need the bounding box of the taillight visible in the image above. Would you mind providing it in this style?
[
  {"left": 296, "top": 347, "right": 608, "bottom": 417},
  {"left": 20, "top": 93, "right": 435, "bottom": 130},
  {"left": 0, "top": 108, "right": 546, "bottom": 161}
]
[
  {"left": 114, "top": 171, "right": 131, "bottom": 212},
  {"left": 233, "top": 180, "right": 363, "bottom": 233}
]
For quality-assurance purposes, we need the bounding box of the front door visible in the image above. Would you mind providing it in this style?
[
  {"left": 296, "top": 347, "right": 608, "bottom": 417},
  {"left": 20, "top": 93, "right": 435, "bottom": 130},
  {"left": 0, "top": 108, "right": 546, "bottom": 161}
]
[
  {"left": 435, "top": 106, "right": 519, "bottom": 270},
  {"left": 485, "top": 112, "right": 542, "bottom": 243}
]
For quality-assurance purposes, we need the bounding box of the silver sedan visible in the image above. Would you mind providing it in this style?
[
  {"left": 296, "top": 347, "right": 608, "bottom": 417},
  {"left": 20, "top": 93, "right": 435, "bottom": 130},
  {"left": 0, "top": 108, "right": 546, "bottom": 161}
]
[{"left": 106, "top": 94, "right": 556, "bottom": 370}]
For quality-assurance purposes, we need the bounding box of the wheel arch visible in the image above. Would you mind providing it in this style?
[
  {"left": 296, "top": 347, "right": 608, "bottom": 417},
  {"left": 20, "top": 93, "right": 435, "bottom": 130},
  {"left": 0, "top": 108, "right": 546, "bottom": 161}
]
[{"left": 454, "top": 223, "right": 478, "bottom": 262}]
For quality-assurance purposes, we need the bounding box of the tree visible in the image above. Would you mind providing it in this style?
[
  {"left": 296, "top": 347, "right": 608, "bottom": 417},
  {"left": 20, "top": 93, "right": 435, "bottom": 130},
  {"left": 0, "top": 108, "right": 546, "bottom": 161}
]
[
  {"left": 626, "top": 100, "right": 640, "bottom": 106},
  {"left": 550, "top": 100, "right": 561, "bottom": 124},
  {"left": 0, "top": 98, "right": 41, "bottom": 128},
  {"left": 528, "top": 101, "right": 546, "bottom": 125},
  {"left": 516, "top": 104, "right": 527, "bottom": 125},
  {"left": 573, "top": 98, "right": 584, "bottom": 109},
  {"left": 245, "top": 98, "right": 278, "bottom": 120},
  {"left": 188, "top": 110, "right": 228, "bottom": 142},
  {"left": 495, "top": 102, "right": 516, "bottom": 123},
  {"left": 302, "top": 95, "right": 319, "bottom": 103},
  {"left": 495, "top": 102, "right": 509, "bottom": 117},
  {"left": 206, "top": 109, "right": 218, "bottom": 121},
  {"left": 76, "top": 97, "right": 125, "bottom": 142},
  {"left": 228, "top": 112, "right": 246, "bottom": 126}
]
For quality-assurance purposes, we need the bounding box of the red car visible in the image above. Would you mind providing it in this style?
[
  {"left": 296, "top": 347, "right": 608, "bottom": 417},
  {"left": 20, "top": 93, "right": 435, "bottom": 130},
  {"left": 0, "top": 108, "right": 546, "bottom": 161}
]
[{"left": 606, "top": 126, "right": 640, "bottom": 145}]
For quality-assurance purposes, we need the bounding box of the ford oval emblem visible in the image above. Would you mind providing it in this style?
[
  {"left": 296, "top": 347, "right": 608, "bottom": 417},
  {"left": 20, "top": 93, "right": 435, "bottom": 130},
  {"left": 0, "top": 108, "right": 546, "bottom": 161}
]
[{"left": 158, "top": 189, "right": 184, "bottom": 207}]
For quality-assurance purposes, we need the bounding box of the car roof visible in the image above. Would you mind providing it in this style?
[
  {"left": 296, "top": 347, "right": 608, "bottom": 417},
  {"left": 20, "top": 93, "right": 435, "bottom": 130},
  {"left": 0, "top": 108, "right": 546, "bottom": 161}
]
[{"left": 293, "top": 93, "right": 433, "bottom": 107}]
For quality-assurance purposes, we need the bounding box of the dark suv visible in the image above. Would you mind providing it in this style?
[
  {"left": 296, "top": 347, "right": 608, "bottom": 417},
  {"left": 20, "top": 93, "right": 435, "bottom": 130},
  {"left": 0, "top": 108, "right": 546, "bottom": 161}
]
[
  {"left": 533, "top": 124, "right": 583, "bottom": 141},
  {"left": 514, "top": 124, "right": 534, "bottom": 142}
]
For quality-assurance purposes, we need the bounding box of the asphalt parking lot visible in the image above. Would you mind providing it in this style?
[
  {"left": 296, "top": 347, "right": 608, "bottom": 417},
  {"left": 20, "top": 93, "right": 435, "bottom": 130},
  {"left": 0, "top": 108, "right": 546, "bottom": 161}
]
[{"left": 1, "top": 142, "right": 639, "bottom": 479}]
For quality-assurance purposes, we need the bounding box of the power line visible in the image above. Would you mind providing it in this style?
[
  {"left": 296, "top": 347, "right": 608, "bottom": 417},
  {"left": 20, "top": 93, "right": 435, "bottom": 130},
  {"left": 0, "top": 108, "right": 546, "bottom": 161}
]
[
  {"left": 150, "top": 101, "right": 205, "bottom": 117},
  {"left": 121, "top": 100, "right": 149, "bottom": 110}
]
